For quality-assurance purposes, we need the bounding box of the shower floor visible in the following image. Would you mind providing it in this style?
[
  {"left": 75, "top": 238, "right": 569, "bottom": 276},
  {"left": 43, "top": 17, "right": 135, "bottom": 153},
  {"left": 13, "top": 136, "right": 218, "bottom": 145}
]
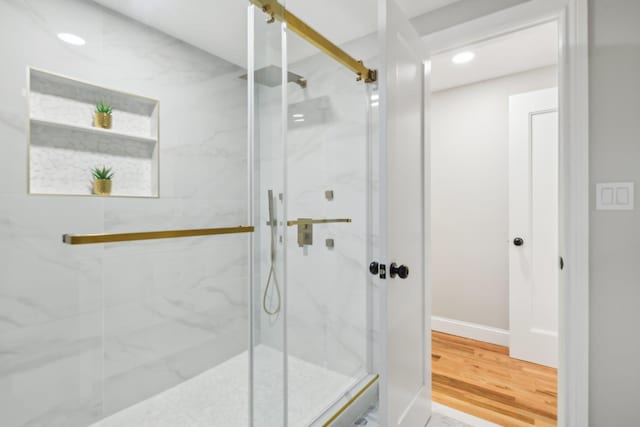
[{"left": 89, "top": 345, "right": 356, "bottom": 427}]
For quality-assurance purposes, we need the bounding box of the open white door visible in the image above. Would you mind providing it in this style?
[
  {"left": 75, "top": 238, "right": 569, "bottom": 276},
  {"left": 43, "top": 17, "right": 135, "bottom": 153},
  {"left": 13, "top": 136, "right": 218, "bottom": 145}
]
[
  {"left": 377, "top": 0, "right": 430, "bottom": 426},
  {"left": 508, "top": 88, "right": 559, "bottom": 368}
]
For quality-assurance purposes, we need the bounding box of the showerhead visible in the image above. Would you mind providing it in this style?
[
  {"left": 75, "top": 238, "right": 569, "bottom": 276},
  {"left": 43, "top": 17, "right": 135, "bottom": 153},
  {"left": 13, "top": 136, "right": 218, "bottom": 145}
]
[{"left": 240, "top": 65, "right": 307, "bottom": 88}]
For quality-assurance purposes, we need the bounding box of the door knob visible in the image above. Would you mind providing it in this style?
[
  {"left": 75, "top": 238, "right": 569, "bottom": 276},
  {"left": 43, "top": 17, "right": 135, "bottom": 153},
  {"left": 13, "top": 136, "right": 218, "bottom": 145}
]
[
  {"left": 513, "top": 237, "right": 524, "bottom": 246},
  {"left": 390, "top": 263, "right": 409, "bottom": 279}
]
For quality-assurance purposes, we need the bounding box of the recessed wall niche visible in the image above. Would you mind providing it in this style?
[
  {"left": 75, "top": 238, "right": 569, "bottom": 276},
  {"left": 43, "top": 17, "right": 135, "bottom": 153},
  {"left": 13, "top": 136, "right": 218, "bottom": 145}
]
[{"left": 28, "top": 68, "right": 159, "bottom": 197}]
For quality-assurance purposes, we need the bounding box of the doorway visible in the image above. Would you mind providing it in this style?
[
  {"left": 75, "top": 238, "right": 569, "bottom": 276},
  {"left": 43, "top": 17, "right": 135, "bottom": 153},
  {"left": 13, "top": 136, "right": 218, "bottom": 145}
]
[{"left": 429, "top": 21, "right": 560, "bottom": 426}]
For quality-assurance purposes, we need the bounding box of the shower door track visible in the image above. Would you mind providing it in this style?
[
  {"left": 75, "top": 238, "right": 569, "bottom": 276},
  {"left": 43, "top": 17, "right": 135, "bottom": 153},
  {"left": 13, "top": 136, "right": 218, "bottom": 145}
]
[
  {"left": 62, "top": 225, "right": 255, "bottom": 245},
  {"left": 248, "top": 0, "right": 377, "bottom": 83}
]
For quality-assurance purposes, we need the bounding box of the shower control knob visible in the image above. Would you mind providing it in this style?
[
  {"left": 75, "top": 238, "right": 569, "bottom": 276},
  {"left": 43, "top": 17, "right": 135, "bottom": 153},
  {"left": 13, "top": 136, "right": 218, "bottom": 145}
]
[
  {"left": 390, "top": 263, "right": 409, "bottom": 279},
  {"left": 369, "top": 262, "right": 379, "bottom": 275}
]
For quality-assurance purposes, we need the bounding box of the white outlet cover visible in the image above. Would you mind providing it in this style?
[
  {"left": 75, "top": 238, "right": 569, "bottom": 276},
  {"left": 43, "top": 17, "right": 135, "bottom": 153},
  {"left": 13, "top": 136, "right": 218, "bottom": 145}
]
[{"left": 596, "top": 182, "right": 634, "bottom": 210}]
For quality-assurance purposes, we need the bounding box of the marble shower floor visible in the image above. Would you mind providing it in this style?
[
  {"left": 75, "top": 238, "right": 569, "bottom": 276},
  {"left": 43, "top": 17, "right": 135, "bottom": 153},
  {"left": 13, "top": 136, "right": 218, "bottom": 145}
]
[{"left": 89, "top": 345, "right": 356, "bottom": 427}]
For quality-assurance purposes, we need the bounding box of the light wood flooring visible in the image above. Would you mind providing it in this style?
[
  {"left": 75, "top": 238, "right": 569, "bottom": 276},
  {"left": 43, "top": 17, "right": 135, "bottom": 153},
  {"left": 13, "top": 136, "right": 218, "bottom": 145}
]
[{"left": 432, "top": 331, "right": 558, "bottom": 427}]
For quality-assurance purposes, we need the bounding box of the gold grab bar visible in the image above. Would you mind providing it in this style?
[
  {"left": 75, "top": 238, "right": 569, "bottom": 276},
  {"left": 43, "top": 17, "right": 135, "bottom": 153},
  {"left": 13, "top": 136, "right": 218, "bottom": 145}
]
[
  {"left": 249, "top": 0, "right": 377, "bottom": 83},
  {"left": 287, "top": 218, "right": 352, "bottom": 226},
  {"left": 62, "top": 226, "right": 255, "bottom": 245}
]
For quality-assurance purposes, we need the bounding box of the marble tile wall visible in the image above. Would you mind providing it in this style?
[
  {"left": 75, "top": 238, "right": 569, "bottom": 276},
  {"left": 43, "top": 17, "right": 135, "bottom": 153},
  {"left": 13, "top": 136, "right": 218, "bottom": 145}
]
[
  {"left": 0, "top": 0, "right": 248, "bottom": 426},
  {"left": 283, "top": 37, "right": 374, "bottom": 380},
  {"left": 254, "top": 31, "right": 380, "bottom": 419}
]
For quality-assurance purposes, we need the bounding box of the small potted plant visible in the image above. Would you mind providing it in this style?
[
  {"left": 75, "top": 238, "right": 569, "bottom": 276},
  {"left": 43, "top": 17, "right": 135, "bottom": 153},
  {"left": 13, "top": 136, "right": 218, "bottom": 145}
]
[
  {"left": 94, "top": 101, "right": 113, "bottom": 129},
  {"left": 92, "top": 166, "right": 114, "bottom": 196}
]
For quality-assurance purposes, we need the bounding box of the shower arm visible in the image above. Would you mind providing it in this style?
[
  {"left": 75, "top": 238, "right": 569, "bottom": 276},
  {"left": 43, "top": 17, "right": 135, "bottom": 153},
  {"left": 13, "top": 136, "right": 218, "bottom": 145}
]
[{"left": 249, "top": 0, "right": 377, "bottom": 83}]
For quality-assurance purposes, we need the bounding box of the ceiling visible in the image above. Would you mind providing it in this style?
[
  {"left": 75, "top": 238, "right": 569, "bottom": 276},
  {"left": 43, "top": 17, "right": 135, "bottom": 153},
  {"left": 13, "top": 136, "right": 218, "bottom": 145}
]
[
  {"left": 95, "top": 0, "right": 554, "bottom": 86},
  {"left": 431, "top": 22, "right": 559, "bottom": 92},
  {"left": 95, "top": 0, "right": 249, "bottom": 67},
  {"left": 95, "top": 0, "right": 459, "bottom": 69},
  {"left": 397, "top": 0, "right": 461, "bottom": 18}
]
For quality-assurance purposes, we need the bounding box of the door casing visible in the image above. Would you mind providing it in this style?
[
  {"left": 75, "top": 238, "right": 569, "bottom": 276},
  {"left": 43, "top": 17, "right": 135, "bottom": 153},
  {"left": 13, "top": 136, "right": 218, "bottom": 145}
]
[{"left": 420, "top": 1, "right": 590, "bottom": 426}]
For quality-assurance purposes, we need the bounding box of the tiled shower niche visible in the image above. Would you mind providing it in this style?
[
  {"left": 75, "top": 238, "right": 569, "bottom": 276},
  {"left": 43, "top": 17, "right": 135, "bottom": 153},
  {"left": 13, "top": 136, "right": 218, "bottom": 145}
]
[{"left": 28, "top": 68, "right": 159, "bottom": 197}]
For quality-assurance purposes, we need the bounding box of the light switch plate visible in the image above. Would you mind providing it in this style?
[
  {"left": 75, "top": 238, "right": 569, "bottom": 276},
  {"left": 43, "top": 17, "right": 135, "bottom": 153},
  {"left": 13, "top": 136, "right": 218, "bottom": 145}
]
[{"left": 596, "top": 182, "right": 634, "bottom": 210}]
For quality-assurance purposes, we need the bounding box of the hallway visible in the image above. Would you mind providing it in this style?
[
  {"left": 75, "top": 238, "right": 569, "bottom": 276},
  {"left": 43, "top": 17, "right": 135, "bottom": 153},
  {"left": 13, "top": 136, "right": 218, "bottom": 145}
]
[{"left": 432, "top": 332, "right": 557, "bottom": 426}]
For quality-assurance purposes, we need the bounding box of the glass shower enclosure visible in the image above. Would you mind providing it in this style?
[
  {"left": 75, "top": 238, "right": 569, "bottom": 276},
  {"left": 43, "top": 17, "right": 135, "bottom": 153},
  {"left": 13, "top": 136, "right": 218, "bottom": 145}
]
[
  {"left": 249, "top": 1, "right": 379, "bottom": 424},
  {"left": 0, "top": 0, "right": 380, "bottom": 426}
]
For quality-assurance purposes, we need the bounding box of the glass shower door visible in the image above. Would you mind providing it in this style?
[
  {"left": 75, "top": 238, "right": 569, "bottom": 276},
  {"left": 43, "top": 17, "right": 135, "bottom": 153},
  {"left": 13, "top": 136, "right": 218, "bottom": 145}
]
[
  {"left": 283, "top": 32, "right": 374, "bottom": 426},
  {"left": 249, "top": 1, "right": 380, "bottom": 425}
]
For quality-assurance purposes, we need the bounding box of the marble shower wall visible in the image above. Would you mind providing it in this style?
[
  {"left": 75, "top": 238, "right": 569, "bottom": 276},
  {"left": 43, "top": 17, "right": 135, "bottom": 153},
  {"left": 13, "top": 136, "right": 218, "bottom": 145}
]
[
  {"left": 255, "top": 32, "right": 380, "bottom": 403},
  {"left": 0, "top": 1, "right": 248, "bottom": 426},
  {"left": 284, "top": 36, "right": 374, "bottom": 381}
]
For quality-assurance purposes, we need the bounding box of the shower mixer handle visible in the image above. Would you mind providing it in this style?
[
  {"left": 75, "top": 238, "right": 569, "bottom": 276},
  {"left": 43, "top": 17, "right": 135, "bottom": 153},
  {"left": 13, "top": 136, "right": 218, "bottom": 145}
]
[{"left": 390, "top": 263, "right": 409, "bottom": 279}]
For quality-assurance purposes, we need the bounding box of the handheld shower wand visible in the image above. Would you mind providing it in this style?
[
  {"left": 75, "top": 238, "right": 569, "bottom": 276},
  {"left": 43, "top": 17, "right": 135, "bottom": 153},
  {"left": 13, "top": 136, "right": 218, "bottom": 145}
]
[{"left": 263, "top": 190, "right": 281, "bottom": 316}]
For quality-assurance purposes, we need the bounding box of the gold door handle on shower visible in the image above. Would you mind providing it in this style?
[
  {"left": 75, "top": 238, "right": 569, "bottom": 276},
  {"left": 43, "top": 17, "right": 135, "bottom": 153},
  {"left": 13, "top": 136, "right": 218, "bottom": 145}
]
[
  {"left": 286, "top": 218, "right": 352, "bottom": 247},
  {"left": 62, "top": 225, "right": 254, "bottom": 245}
]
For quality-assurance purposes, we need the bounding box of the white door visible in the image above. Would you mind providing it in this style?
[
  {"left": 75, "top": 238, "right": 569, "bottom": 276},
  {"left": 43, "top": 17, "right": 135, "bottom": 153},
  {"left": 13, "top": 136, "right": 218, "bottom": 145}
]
[
  {"left": 378, "top": 0, "right": 430, "bottom": 426},
  {"left": 508, "top": 88, "right": 559, "bottom": 368}
]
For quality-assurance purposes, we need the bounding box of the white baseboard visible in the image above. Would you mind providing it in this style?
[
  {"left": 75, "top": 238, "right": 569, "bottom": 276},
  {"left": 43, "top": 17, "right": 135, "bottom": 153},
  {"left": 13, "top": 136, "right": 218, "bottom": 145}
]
[
  {"left": 431, "top": 316, "right": 510, "bottom": 346},
  {"left": 432, "top": 402, "right": 501, "bottom": 427}
]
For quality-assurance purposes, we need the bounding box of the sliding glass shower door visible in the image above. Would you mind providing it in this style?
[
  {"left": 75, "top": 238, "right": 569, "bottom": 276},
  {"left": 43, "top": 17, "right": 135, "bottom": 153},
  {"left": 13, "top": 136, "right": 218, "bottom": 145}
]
[{"left": 249, "top": 1, "right": 380, "bottom": 424}]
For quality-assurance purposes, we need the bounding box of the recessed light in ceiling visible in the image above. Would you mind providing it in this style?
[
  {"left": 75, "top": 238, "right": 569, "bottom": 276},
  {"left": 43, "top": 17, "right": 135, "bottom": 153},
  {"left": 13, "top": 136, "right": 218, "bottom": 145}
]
[
  {"left": 451, "top": 51, "right": 475, "bottom": 65},
  {"left": 57, "top": 33, "right": 86, "bottom": 46}
]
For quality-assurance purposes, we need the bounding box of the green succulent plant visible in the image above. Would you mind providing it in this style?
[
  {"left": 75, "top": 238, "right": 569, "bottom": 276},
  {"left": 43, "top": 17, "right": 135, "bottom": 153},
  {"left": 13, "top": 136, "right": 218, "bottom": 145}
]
[
  {"left": 92, "top": 166, "right": 114, "bottom": 180},
  {"left": 95, "top": 101, "right": 113, "bottom": 115}
]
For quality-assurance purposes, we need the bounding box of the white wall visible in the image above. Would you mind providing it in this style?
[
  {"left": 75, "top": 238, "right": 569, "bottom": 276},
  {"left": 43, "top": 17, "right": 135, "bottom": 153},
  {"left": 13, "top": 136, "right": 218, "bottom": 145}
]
[
  {"left": 431, "top": 66, "right": 557, "bottom": 331},
  {"left": 589, "top": 0, "right": 640, "bottom": 424}
]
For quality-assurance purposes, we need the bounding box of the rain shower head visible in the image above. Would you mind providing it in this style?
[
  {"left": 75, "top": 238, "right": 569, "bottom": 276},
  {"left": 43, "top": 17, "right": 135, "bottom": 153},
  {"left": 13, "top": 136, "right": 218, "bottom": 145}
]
[{"left": 240, "top": 65, "right": 307, "bottom": 88}]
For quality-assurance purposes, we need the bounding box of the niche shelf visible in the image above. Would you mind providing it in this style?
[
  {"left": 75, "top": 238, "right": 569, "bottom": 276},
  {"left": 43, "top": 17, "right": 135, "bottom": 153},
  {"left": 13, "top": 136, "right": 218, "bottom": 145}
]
[{"left": 28, "top": 68, "right": 160, "bottom": 198}]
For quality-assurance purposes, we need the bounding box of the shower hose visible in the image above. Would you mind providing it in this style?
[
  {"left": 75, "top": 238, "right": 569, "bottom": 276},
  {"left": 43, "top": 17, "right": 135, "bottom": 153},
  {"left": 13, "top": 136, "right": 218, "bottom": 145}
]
[{"left": 263, "top": 190, "right": 281, "bottom": 316}]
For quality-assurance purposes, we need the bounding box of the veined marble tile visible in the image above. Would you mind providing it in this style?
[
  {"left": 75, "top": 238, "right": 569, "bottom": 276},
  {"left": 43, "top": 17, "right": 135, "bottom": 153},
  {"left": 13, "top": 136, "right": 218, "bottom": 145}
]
[
  {"left": 0, "top": 1, "right": 249, "bottom": 426},
  {"left": 255, "top": 33, "right": 373, "bottom": 389}
]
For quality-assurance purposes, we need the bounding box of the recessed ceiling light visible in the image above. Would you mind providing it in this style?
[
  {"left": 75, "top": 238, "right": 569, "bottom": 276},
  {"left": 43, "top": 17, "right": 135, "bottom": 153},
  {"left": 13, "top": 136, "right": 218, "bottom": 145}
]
[
  {"left": 452, "top": 51, "right": 475, "bottom": 65},
  {"left": 57, "top": 33, "right": 86, "bottom": 46}
]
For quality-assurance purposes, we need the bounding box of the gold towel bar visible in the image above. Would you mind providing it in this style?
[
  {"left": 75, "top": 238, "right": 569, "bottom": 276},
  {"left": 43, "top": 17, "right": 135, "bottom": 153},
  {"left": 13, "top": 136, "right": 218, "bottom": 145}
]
[
  {"left": 62, "top": 226, "right": 255, "bottom": 245},
  {"left": 287, "top": 218, "right": 352, "bottom": 226}
]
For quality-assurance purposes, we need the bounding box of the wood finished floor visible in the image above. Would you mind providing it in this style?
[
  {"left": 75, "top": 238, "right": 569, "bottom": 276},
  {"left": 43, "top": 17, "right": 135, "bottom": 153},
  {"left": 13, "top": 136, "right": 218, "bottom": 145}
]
[{"left": 432, "top": 331, "right": 558, "bottom": 427}]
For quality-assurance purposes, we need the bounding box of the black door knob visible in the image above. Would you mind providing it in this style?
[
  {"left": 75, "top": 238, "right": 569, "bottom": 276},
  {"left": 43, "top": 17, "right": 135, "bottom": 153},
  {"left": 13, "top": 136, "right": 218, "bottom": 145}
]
[
  {"left": 369, "top": 262, "right": 379, "bottom": 275},
  {"left": 390, "top": 263, "right": 409, "bottom": 279},
  {"left": 513, "top": 237, "right": 524, "bottom": 246}
]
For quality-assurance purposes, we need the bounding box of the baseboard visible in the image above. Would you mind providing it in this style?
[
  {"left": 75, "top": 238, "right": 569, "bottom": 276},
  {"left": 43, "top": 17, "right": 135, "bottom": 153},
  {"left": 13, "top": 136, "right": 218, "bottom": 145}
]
[
  {"left": 431, "top": 316, "right": 510, "bottom": 346},
  {"left": 432, "top": 402, "right": 501, "bottom": 427}
]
